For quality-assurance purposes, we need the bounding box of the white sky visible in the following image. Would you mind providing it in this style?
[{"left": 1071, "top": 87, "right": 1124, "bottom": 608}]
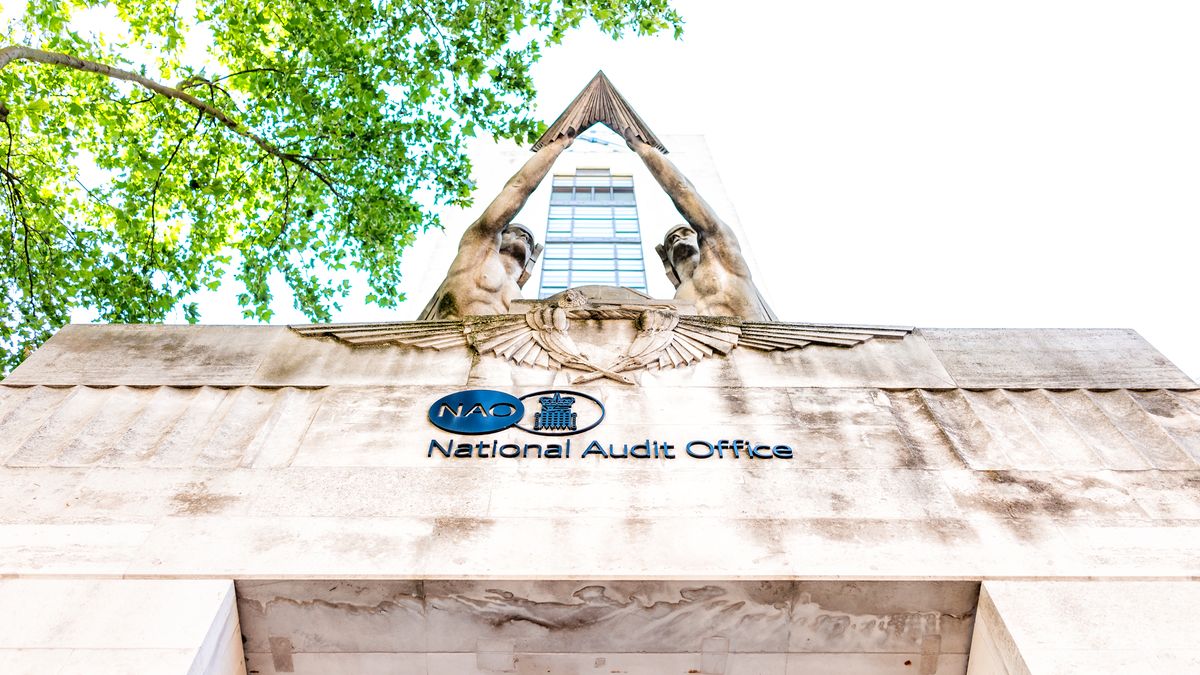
[
  {"left": 55, "top": 0, "right": 1199, "bottom": 380},
  {"left": 521, "top": 0, "right": 1200, "bottom": 379}
]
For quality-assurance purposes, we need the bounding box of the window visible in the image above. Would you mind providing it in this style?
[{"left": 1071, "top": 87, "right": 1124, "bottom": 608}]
[{"left": 538, "top": 170, "right": 649, "bottom": 298}]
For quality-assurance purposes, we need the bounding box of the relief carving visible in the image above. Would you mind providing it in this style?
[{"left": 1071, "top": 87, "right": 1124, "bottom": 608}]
[{"left": 293, "top": 287, "right": 911, "bottom": 385}]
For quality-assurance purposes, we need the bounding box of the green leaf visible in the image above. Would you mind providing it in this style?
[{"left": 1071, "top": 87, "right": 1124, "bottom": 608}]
[{"left": 0, "top": 0, "right": 685, "bottom": 376}]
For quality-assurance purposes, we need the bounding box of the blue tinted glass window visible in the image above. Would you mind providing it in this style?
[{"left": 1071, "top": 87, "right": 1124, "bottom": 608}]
[
  {"left": 573, "top": 244, "right": 614, "bottom": 258},
  {"left": 539, "top": 170, "right": 648, "bottom": 297},
  {"left": 544, "top": 243, "right": 571, "bottom": 259},
  {"left": 573, "top": 258, "right": 616, "bottom": 271}
]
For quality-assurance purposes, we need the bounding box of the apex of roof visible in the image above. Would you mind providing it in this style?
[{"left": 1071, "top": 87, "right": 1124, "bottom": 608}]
[{"left": 531, "top": 71, "right": 668, "bottom": 153}]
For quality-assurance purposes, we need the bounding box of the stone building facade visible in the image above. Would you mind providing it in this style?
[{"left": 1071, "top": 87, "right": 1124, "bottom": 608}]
[
  {"left": 1, "top": 319, "right": 1198, "bottom": 673},
  {"left": 1, "top": 83, "right": 1199, "bottom": 673}
]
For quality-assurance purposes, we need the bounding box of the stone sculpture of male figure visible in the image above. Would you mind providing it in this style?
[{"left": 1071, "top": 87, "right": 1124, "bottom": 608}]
[
  {"left": 624, "top": 131, "right": 776, "bottom": 321},
  {"left": 418, "top": 134, "right": 573, "bottom": 320}
]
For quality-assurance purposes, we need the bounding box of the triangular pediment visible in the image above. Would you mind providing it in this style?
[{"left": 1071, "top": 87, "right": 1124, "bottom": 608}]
[{"left": 531, "top": 71, "right": 668, "bottom": 153}]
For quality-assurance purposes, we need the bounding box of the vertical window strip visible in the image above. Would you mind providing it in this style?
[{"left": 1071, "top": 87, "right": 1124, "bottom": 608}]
[{"left": 539, "top": 171, "right": 649, "bottom": 298}]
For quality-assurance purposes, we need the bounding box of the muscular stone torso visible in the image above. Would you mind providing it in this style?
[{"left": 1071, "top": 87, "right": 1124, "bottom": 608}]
[
  {"left": 418, "top": 135, "right": 570, "bottom": 321},
  {"left": 674, "top": 244, "right": 767, "bottom": 320},
  {"left": 427, "top": 233, "right": 522, "bottom": 319}
]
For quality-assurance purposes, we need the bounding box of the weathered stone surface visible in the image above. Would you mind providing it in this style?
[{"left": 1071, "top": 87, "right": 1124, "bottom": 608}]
[
  {"left": 5, "top": 385, "right": 1198, "bottom": 472},
  {"left": 5, "top": 324, "right": 275, "bottom": 386},
  {"left": 236, "top": 580, "right": 974, "bottom": 674},
  {"left": 252, "top": 329, "right": 474, "bottom": 387},
  {"left": 4, "top": 322, "right": 1200, "bottom": 674},
  {"left": 923, "top": 328, "right": 1197, "bottom": 389},
  {"left": 11, "top": 324, "right": 1195, "bottom": 390},
  {"left": 241, "top": 651, "right": 966, "bottom": 675},
  {"left": 28, "top": 512, "right": 1175, "bottom": 580},
  {"left": 2, "top": 324, "right": 474, "bottom": 387},
  {"left": 969, "top": 580, "right": 1200, "bottom": 674},
  {"left": 1, "top": 382, "right": 1199, "bottom": 581},
  {"left": 0, "top": 523, "right": 153, "bottom": 575},
  {"left": 237, "top": 580, "right": 425, "bottom": 654},
  {"left": 0, "top": 579, "right": 244, "bottom": 675}
]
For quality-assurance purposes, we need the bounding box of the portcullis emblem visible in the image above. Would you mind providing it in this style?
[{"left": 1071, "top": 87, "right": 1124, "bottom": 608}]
[{"left": 533, "top": 392, "right": 577, "bottom": 432}]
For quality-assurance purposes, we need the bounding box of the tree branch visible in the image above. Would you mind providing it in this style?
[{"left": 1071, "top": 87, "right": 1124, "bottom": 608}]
[
  {"left": 148, "top": 107, "right": 204, "bottom": 265},
  {"left": 212, "top": 67, "right": 284, "bottom": 83},
  {"left": 270, "top": 160, "right": 298, "bottom": 247},
  {"left": 0, "top": 44, "right": 342, "bottom": 197},
  {"left": 0, "top": 166, "right": 36, "bottom": 300},
  {"left": 1, "top": 105, "right": 13, "bottom": 174}
]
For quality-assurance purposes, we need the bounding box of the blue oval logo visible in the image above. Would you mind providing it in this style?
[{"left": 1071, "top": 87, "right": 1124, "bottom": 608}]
[{"left": 428, "top": 390, "right": 524, "bottom": 435}]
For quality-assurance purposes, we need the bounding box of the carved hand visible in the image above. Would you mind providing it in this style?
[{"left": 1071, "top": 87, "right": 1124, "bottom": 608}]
[
  {"left": 552, "top": 128, "right": 575, "bottom": 151},
  {"left": 622, "top": 126, "right": 648, "bottom": 153}
]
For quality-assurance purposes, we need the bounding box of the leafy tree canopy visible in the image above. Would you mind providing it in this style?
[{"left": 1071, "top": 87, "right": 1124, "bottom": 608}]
[{"left": 0, "top": 0, "right": 683, "bottom": 374}]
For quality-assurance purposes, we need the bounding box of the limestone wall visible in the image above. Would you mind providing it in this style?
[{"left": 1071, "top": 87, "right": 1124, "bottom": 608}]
[{"left": 2, "top": 323, "right": 1198, "bottom": 674}]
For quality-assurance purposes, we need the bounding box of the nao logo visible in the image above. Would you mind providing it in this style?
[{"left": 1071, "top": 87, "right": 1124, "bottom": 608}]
[
  {"left": 428, "top": 389, "right": 604, "bottom": 436},
  {"left": 426, "top": 390, "right": 523, "bottom": 435}
]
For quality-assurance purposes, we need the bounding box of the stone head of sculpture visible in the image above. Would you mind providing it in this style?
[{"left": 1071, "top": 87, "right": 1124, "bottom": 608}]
[
  {"left": 501, "top": 222, "right": 542, "bottom": 288},
  {"left": 656, "top": 224, "right": 699, "bottom": 288}
]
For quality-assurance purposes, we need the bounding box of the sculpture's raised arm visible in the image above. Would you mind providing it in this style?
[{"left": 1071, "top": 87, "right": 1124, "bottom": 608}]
[
  {"left": 625, "top": 130, "right": 773, "bottom": 321},
  {"left": 417, "top": 133, "right": 573, "bottom": 320},
  {"left": 464, "top": 133, "right": 573, "bottom": 245},
  {"left": 624, "top": 132, "right": 750, "bottom": 276}
]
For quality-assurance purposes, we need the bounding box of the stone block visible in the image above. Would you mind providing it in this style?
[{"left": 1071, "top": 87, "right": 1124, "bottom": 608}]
[
  {"left": 0, "top": 579, "right": 243, "bottom": 675},
  {"left": 923, "top": 328, "right": 1197, "bottom": 389},
  {"left": 938, "top": 469, "right": 1146, "bottom": 521},
  {"left": 0, "top": 523, "right": 151, "bottom": 575},
  {"left": 786, "top": 653, "right": 968, "bottom": 675},
  {"left": 639, "top": 333, "right": 957, "bottom": 389},
  {"left": 1052, "top": 518, "right": 1200, "bottom": 574},
  {"left": 970, "top": 580, "right": 1200, "bottom": 674},
  {"left": 253, "top": 330, "right": 474, "bottom": 387},
  {"left": 245, "top": 652, "right": 426, "bottom": 675},
  {"left": 786, "top": 581, "right": 978, "bottom": 656},
  {"left": 5, "top": 324, "right": 274, "bottom": 386},
  {"left": 1037, "top": 390, "right": 1154, "bottom": 470},
  {"left": 64, "top": 467, "right": 257, "bottom": 523},
  {"left": 425, "top": 652, "right": 787, "bottom": 675},
  {"left": 1084, "top": 390, "right": 1197, "bottom": 469},
  {"left": 236, "top": 580, "right": 425, "bottom": 654},
  {"left": 1121, "top": 470, "right": 1200, "bottom": 519},
  {"left": 89, "top": 511, "right": 1041, "bottom": 582},
  {"left": 0, "top": 648, "right": 199, "bottom": 675},
  {"left": 0, "top": 467, "right": 89, "bottom": 524},
  {"left": 244, "top": 467, "right": 492, "bottom": 518},
  {"left": 237, "top": 580, "right": 975, "bottom": 675},
  {"left": 422, "top": 581, "right": 791, "bottom": 653}
]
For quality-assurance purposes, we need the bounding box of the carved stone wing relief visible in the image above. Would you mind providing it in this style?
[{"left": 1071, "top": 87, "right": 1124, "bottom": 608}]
[
  {"left": 569, "top": 311, "right": 735, "bottom": 384},
  {"left": 291, "top": 311, "right": 912, "bottom": 385},
  {"left": 460, "top": 307, "right": 635, "bottom": 383},
  {"left": 466, "top": 314, "right": 551, "bottom": 367},
  {"left": 290, "top": 320, "right": 470, "bottom": 349},
  {"left": 736, "top": 322, "right": 913, "bottom": 350}
]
